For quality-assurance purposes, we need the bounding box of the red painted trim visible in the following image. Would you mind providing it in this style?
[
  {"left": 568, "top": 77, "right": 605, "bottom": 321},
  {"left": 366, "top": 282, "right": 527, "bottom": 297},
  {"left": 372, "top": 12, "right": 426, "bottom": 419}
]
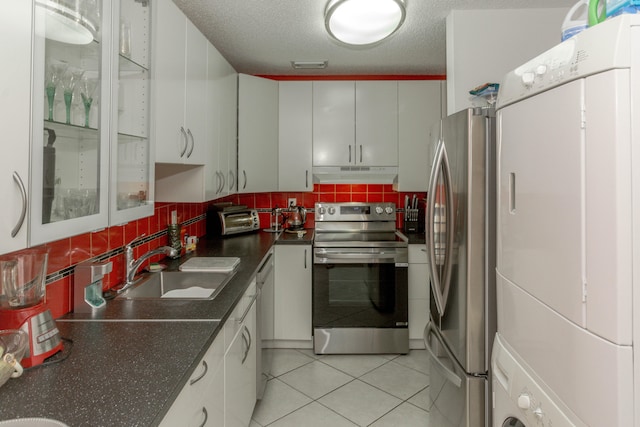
[{"left": 255, "top": 74, "right": 446, "bottom": 81}]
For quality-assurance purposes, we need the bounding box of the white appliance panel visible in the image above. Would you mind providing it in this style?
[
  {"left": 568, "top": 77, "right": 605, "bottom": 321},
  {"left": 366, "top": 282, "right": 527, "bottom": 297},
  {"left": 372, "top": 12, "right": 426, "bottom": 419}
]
[
  {"left": 492, "top": 334, "right": 586, "bottom": 427},
  {"left": 497, "top": 79, "right": 585, "bottom": 327},
  {"left": 497, "top": 272, "right": 633, "bottom": 426},
  {"left": 584, "top": 69, "right": 633, "bottom": 345}
]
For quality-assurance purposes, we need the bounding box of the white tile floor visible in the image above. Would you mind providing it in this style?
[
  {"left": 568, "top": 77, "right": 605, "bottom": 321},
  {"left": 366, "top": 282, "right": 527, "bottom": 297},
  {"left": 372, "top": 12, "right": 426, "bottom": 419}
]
[{"left": 251, "top": 349, "right": 429, "bottom": 427}]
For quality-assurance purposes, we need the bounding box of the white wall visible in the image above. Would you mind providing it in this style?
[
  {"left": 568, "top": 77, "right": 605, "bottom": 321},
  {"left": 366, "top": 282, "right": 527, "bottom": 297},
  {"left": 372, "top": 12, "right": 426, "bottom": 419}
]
[{"left": 446, "top": 8, "right": 569, "bottom": 115}]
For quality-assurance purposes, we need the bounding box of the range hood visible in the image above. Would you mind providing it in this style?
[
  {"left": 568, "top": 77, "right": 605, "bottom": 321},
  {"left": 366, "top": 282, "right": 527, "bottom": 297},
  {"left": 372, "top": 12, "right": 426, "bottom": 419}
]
[{"left": 312, "top": 166, "right": 398, "bottom": 184}]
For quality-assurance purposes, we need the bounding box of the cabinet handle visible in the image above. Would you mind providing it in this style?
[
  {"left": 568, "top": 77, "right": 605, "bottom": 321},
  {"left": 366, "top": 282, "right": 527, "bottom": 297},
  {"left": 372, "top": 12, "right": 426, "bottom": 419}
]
[
  {"left": 348, "top": 145, "right": 352, "bottom": 163},
  {"left": 189, "top": 360, "right": 208, "bottom": 386},
  {"left": 198, "top": 407, "right": 208, "bottom": 427},
  {"left": 304, "top": 249, "right": 307, "bottom": 269},
  {"left": 179, "top": 127, "right": 188, "bottom": 157},
  {"left": 220, "top": 171, "right": 226, "bottom": 194},
  {"left": 215, "top": 172, "right": 222, "bottom": 194},
  {"left": 359, "top": 145, "right": 363, "bottom": 163},
  {"left": 305, "top": 170, "right": 309, "bottom": 189},
  {"left": 241, "top": 325, "right": 252, "bottom": 364},
  {"left": 242, "top": 170, "right": 247, "bottom": 190},
  {"left": 186, "top": 129, "right": 195, "bottom": 158},
  {"left": 229, "top": 170, "right": 235, "bottom": 190},
  {"left": 12, "top": 172, "right": 27, "bottom": 238},
  {"left": 237, "top": 293, "right": 257, "bottom": 324}
]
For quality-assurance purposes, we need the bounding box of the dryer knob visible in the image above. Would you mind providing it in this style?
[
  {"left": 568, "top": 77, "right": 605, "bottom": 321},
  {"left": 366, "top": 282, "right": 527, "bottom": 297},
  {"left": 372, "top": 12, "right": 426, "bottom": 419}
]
[
  {"left": 522, "top": 72, "right": 535, "bottom": 87},
  {"left": 517, "top": 393, "right": 531, "bottom": 410},
  {"left": 533, "top": 406, "right": 544, "bottom": 421}
]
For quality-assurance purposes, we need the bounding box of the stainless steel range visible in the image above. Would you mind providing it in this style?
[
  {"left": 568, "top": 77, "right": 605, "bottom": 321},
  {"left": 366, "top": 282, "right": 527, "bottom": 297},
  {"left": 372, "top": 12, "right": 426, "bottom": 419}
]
[{"left": 313, "top": 202, "right": 409, "bottom": 354}]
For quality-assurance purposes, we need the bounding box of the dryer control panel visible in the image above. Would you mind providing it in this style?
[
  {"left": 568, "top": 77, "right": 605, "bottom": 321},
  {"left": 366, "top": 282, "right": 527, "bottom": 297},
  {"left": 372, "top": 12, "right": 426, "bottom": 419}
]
[{"left": 497, "top": 14, "right": 640, "bottom": 109}]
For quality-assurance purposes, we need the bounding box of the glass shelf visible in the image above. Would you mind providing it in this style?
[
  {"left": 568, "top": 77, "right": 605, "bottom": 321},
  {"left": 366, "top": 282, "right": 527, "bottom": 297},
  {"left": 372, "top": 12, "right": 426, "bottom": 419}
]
[{"left": 119, "top": 53, "right": 149, "bottom": 73}]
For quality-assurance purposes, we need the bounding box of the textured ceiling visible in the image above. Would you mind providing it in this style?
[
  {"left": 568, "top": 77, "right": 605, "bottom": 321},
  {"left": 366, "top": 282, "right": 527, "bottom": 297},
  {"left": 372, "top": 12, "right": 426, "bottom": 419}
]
[{"left": 171, "top": 0, "right": 575, "bottom": 76}]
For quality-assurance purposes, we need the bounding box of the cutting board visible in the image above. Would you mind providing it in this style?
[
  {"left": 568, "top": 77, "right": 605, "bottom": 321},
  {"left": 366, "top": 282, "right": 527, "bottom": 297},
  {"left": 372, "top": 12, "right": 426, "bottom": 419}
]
[{"left": 179, "top": 257, "right": 240, "bottom": 273}]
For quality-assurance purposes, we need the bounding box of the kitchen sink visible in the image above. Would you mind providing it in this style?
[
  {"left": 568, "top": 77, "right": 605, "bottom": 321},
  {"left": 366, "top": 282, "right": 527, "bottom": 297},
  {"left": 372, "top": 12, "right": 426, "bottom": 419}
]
[{"left": 116, "top": 270, "right": 235, "bottom": 300}]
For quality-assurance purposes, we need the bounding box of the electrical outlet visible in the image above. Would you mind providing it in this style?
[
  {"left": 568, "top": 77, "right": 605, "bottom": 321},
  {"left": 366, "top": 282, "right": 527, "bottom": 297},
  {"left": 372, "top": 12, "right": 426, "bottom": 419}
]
[{"left": 288, "top": 198, "right": 297, "bottom": 207}]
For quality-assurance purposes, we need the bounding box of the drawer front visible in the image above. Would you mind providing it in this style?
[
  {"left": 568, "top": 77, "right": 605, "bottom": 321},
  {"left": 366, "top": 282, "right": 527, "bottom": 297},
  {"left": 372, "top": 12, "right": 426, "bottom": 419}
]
[{"left": 408, "top": 244, "right": 428, "bottom": 264}]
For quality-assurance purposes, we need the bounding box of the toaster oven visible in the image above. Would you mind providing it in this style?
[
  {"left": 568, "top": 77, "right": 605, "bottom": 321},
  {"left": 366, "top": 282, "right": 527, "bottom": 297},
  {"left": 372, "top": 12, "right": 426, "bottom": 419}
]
[{"left": 207, "top": 205, "right": 260, "bottom": 236}]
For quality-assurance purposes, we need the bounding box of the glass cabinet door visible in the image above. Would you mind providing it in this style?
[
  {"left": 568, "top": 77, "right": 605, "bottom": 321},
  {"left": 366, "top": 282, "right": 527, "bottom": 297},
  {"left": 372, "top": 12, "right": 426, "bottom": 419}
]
[
  {"left": 31, "top": 0, "right": 110, "bottom": 245},
  {"left": 110, "top": 0, "right": 153, "bottom": 225}
]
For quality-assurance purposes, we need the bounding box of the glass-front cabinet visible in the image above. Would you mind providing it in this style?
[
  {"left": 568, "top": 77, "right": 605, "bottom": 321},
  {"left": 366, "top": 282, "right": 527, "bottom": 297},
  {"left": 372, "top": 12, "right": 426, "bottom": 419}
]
[
  {"left": 31, "top": 0, "right": 110, "bottom": 245},
  {"left": 27, "top": 0, "right": 152, "bottom": 245},
  {"left": 110, "top": 0, "right": 153, "bottom": 225}
]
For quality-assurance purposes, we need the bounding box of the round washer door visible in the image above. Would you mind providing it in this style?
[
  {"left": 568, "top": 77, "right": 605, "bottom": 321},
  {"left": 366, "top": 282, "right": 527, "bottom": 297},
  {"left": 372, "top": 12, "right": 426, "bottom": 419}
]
[{"left": 502, "top": 417, "right": 526, "bottom": 427}]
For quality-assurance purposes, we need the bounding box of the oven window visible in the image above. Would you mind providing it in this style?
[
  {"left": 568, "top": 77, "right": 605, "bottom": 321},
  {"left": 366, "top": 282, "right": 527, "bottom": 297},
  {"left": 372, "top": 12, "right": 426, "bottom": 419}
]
[{"left": 313, "top": 263, "right": 408, "bottom": 328}]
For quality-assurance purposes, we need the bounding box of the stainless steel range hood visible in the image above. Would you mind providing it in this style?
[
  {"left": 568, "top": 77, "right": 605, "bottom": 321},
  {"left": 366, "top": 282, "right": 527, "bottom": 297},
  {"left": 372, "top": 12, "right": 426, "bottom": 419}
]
[{"left": 312, "top": 166, "right": 398, "bottom": 184}]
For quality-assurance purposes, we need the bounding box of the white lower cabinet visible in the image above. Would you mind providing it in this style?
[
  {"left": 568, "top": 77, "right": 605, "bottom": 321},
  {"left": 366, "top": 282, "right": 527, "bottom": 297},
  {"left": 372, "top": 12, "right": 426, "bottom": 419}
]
[
  {"left": 160, "top": 331, "right": 225, "bottom": 427},
  {"left": 224, "top": 282, "right": 257, "bottom": 427},
  {"left": 408, "top": 244, "right": 430, "bottom": 348},
  {"left": 162, "top": 281, "right": 257, "bottom": 427},
  {"left": 274, "top": 245, "right": 312, "bottom": 343}
]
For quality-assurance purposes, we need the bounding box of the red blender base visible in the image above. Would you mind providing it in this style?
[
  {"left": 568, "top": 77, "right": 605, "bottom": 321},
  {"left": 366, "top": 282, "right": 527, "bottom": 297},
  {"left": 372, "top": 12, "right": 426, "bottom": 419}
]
[{"left": 0, "top": 302, "right": 63, "bottom": 368}]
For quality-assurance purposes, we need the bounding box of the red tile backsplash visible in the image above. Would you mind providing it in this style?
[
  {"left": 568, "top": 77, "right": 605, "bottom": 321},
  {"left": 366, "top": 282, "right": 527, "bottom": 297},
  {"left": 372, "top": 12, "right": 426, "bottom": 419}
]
[{"left": 4, "top": 184, "right": 424, "bottom": 320}]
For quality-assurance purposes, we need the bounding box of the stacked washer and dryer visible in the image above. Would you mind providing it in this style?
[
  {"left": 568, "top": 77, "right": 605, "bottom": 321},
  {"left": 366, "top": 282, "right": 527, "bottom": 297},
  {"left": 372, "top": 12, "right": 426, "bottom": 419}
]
[{"left": 493, "top": 15, "right": 640, "bottom": 426}]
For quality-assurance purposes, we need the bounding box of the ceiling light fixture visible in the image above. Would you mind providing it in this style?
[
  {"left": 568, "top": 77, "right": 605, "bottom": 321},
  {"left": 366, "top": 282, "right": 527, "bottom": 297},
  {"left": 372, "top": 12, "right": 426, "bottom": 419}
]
[
  {"left": 291, "top": 61, "right": 329, "bottom": 70},
  {"left": 325, "top": 0, "right": 406, "bottom": 46},
  {"left": 35, "top": 0, "right": 99, "bottom": 45}
]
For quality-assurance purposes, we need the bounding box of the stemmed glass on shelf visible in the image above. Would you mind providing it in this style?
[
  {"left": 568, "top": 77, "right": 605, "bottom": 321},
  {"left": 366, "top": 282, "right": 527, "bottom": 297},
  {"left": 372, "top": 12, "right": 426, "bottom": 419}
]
[
  {"left": 45, "top": 60, "right": 68, "bottom": 122},
  {"left": 61, "top": 68, "right": 85, "bottom": 125},
  {"left": 80, "top": 75, "right": 98, "bottom": 128}
]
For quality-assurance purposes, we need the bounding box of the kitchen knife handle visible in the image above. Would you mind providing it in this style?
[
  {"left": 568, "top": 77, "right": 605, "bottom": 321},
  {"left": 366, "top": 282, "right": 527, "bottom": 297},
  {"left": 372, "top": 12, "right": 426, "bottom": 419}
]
[{"left": 11, "top": 171, "right": 27, "bottom": 238}]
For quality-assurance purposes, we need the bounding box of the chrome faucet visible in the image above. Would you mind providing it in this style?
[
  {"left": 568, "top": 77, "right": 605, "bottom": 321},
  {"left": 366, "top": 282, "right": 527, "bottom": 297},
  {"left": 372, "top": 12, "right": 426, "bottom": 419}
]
[{"left": 118, "top": 235, "right": 178, "bottom": 293}]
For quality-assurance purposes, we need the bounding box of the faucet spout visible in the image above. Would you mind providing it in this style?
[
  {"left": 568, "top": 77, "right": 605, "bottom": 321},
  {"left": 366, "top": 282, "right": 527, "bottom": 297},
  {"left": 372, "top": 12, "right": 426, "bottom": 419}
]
[{"left": 118, "top": 245, "right": 178, "bottom": 293}]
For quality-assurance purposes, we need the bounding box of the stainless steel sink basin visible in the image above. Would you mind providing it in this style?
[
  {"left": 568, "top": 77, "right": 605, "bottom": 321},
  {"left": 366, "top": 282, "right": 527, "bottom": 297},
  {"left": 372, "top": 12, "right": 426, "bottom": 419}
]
[{"left": 116, "top": 271, "right": 235, "bottom": 300}]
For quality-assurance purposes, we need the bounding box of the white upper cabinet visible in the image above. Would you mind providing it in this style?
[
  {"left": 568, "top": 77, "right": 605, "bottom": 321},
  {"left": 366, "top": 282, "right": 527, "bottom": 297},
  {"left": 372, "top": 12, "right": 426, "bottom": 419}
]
[
  {"left": 279, "top": 81, "right": 313, "bottom": 192},
  {"left": 355, "top": 81, "right": 398, "bottom": 166},
  {"left": 394, "top": 81, "right": 444, "bottom": 191},
  {"left": 153, "top": 0, "right": 206, "bottom": 165},
  {"left": 238, "top": 74, "right": 278, "bottom": 193},
  {"left": 0, "top": 0, "right": 32, "bottom": 254},
  {"left": 110, "top": 0, "right": 154, "bottom": 225},
  {"left": 313, "top": 81, "right": 398, "bottom": 167},
  {"left": 205, "top": 43, "right": 238, "bottom": 200},
  {"left": 30, "top": 0, "right": 110, "bottom": 246},
  {"left": 313, "top": 81, "right": 355, "bottom": 167}
]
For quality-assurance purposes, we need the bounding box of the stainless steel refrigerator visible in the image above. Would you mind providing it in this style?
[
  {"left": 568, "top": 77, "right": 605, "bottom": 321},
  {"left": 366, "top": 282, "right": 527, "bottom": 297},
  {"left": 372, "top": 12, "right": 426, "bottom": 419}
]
[{"left": 424, "top": 107, "right": 496, "bottom": 427}]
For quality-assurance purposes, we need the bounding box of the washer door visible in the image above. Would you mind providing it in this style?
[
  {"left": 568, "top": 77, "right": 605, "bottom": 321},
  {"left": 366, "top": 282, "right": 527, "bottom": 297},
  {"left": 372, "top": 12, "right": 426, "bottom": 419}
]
[{"left": 502, "top": 417, "right": 526, "bottom": 427}]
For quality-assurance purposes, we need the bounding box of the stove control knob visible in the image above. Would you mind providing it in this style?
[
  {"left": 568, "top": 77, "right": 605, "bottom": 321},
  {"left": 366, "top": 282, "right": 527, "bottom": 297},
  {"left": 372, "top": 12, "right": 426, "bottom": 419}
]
[
  {"left": 385, "top": 206, "right": 394, "bottom": 215},
  {"left": 328, "top": 207, "right": 336, "bottom": 215},
  {"left": 375, "top": 206, "right": 384, "bottom": 214},
  {"left": 517, "top": 393, "right": 531, "bottom": 410},
  {"left": 318, "top": 207, "right": 325, "bottom": 215}
]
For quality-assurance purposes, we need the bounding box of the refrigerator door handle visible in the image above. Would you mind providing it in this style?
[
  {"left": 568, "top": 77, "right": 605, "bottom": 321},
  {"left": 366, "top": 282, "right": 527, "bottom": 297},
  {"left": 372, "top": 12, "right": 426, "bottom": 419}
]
[
  {"left": 426, "top": 139, "right": 455, "bottom": 316},
  {"left": 424, "top": 321, "right": 462, "bottom": 388}
]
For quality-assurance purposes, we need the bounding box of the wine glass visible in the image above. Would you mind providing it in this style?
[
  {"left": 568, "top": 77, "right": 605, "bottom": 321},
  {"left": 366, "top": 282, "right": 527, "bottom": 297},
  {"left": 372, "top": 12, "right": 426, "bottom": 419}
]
[
  {"left": 61, "top": 68, "right": 84, "bottom": 125},
  {"left": 80, "top": 76, "right": 98, "bottom": 128},
  {"left": 45, "top": 60, "right": 68, "bottom": 122}
]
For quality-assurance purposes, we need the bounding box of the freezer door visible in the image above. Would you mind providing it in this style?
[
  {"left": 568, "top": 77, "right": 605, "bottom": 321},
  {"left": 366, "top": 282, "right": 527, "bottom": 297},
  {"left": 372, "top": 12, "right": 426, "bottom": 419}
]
[
  {"left": 427, "top": 108, "right": 496, "bottom": 374},
  {"left": 425, "top": 321, "right": 487, "bottom": 427}
]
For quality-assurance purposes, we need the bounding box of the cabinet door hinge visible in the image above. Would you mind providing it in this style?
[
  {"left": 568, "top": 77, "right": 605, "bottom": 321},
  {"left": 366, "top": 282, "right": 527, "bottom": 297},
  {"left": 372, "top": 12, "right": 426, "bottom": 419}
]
[{"left": 582, "top": 281, "right": 587, "bottom": 303}]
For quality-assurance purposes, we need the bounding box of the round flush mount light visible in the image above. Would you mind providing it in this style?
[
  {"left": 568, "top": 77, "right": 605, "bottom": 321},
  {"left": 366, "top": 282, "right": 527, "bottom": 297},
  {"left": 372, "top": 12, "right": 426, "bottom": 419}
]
[{"left": 325, "top": 0, "right": 406, "bottom": 46}]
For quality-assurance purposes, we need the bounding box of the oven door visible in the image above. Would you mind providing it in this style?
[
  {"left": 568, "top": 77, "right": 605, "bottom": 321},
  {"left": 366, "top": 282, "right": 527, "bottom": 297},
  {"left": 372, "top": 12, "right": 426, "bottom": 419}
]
[{"left": 313, "top": 247, "right": 408, "bottom": 328}]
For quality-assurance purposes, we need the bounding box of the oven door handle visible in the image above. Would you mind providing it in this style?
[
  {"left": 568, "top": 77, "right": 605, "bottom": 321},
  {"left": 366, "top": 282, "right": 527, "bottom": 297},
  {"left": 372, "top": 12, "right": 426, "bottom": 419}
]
[{"left": 314, "top": 252, "right": 401, "bottom": 263}]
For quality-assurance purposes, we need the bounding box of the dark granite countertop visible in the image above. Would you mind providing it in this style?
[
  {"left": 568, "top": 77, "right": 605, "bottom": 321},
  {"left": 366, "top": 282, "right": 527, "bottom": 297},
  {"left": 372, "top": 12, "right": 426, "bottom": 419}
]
[
  {"left": 274, "top": 228, "right": 314, "bottom": 245},
  {"left": 0, "top": 231, "right": 277, "bottom": 426}
]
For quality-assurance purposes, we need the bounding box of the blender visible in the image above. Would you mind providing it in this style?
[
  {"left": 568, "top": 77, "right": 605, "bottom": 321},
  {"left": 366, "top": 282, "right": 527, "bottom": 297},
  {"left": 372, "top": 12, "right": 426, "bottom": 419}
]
[{"left": 0, "top": 248, "right": 62, "bottom": 368}]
